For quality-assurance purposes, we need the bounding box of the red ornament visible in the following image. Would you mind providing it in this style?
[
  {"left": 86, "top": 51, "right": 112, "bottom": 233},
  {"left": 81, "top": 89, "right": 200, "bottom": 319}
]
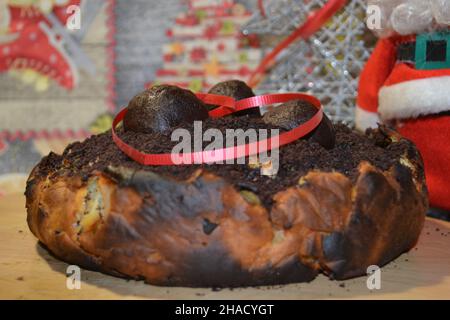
[
  {"left": 190, "top": 47, "right": 207, "bottom": 62},
  {"left": 0, "top": 0, "right": 82, "bottom": 89},
  {"left": 8, "top": 0, "right": 81, "bottom": 32},
  {"left": 175, "top": 13, "right": 199, "bottom": 26},
  {"left": 0, "top": 23, "right": 77, "bottom": 89},
  {"left": 163, "top": 54, "right": 174, "bottom": 62}
]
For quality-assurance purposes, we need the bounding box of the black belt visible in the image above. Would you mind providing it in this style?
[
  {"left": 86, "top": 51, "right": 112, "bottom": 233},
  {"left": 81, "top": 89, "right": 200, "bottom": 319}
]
[
  {"left": 397, "top": 37, "right": 449, "bottom": 68},
  {"left": 397, "top": 42, "right": 417, "bottom": 64}
]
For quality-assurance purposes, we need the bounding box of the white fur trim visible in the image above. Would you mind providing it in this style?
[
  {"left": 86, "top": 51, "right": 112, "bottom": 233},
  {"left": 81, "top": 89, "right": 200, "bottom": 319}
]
[
  {"left": 379, "top": 76, "right": 450, "bottom": 120},
  {"left": 355, "top": 107, "right": 381, "bottom": 131}
]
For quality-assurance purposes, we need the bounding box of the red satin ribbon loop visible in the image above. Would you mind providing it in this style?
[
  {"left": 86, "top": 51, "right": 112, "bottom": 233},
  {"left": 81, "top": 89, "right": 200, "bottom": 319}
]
[
  {"left": 195, "top": 93, "right": 235, "bottom": 108},
  {"left": 112, "top": 92, "right": 323, "bottom": 166},
  {"left": 235, "top": 93, "right": 321, "bottom": 112}
]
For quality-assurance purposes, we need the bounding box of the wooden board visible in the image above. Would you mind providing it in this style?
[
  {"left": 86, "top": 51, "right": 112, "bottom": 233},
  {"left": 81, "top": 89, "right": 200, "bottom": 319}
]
[{"left": 1, "top": 192, "right": 450, "bottom": 300}]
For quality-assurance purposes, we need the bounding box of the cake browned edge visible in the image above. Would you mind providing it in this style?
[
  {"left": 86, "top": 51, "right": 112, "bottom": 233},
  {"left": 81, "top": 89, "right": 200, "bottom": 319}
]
[{"left": 25, "top": 128, "right": 428, "bottom": 287}]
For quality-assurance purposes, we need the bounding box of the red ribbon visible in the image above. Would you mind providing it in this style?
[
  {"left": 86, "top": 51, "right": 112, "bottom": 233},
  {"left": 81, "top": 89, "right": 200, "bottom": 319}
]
[
  {"left": 112, "top": 93, "right": 323, "bottom": 166},
  {"left": 257, "top": 0, "right": 266, "bottom": 18},
  {"left": 248, "top": 0, "right": 348, "bottom": 87}
]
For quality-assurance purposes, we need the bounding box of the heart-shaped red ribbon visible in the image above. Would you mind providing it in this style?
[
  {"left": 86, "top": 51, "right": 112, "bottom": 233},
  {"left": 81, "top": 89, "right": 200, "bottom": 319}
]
[{"left": 112, "top": 92, "right": 323, "bottom": 166}]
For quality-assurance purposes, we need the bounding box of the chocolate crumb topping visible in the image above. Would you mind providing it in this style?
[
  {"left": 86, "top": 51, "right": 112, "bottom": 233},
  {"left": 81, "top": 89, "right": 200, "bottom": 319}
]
[{"left": 36, "top": 116, "right": 409, "bottom": 208}]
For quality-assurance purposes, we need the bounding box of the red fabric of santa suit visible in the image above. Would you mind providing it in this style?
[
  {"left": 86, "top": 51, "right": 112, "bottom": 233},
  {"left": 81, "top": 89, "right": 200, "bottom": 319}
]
[{"left": 357, "top": 36, "right": 450, "bottom": 210}]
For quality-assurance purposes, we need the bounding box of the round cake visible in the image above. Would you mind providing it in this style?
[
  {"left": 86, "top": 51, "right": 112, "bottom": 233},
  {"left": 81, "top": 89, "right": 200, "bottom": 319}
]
[{"left": 25, "top": 82, "right": 428, "bottom": 287}]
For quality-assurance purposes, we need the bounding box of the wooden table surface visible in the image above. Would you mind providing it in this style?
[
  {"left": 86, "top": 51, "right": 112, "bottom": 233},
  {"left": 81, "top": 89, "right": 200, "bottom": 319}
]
[{"left": 1, "top": 192, "right": 450, "bottom": 300}]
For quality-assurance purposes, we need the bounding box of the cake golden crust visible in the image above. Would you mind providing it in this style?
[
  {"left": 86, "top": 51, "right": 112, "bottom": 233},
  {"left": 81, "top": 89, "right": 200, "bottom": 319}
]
[{"left": 25, "top": 129, "right": 428, "bottom": 287}]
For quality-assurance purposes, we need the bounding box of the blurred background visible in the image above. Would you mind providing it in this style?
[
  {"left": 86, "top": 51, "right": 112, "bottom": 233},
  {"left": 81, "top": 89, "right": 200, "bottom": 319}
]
[
  {"left": 2, "top": 0, "right": 448, "bottom": 220},
  {"left": 0, "top": 0, "right": 388, "bottom": 202}
]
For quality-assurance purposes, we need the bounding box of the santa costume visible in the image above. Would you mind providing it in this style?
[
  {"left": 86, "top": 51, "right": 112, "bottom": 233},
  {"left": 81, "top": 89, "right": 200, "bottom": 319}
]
[{"left": 357, "top": 0, "right": 450, "bottom": 210}]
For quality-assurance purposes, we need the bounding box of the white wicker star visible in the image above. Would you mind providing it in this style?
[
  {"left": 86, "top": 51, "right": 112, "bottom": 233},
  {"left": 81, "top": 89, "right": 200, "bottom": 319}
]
[{"left": 243, "top": 0, "right": 371, "bottom": 125}]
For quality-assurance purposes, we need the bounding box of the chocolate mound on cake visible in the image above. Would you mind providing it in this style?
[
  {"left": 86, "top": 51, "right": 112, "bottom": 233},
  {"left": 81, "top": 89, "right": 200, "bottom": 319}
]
[
  {"left": 207, "top": 80, "right": 260, "bottom": 117},
  {"left": 25, "top": 82, "right": 428, "bottom": 288}
]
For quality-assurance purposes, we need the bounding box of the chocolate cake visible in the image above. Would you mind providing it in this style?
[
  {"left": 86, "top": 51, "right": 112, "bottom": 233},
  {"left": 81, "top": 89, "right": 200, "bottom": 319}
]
[{"left": 25, "top": 82, "right": 428, "bottom": 287}]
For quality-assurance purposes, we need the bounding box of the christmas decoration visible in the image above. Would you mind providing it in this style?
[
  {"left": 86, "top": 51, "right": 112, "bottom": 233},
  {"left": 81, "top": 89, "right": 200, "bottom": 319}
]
[
  {"left": 0, "top": 0, "right": 99, "bottom": 91},
  {"left": 356, "top": 0, "right": 450, "bottom": 210},
  {"left": 243, "top": 0, "right": 309, "bottom": 36},
  {"left": 151, "top": 0, "right": 262, "bottom": 92},
  {"left": 0, "top": 21, "right": 78, "bottom": 90},
  {"left": 243, "top": 0, "right": 371, "bottom": 125},
  {"left": 0, "top": 0, "right": 114, "bottom": 177}
]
